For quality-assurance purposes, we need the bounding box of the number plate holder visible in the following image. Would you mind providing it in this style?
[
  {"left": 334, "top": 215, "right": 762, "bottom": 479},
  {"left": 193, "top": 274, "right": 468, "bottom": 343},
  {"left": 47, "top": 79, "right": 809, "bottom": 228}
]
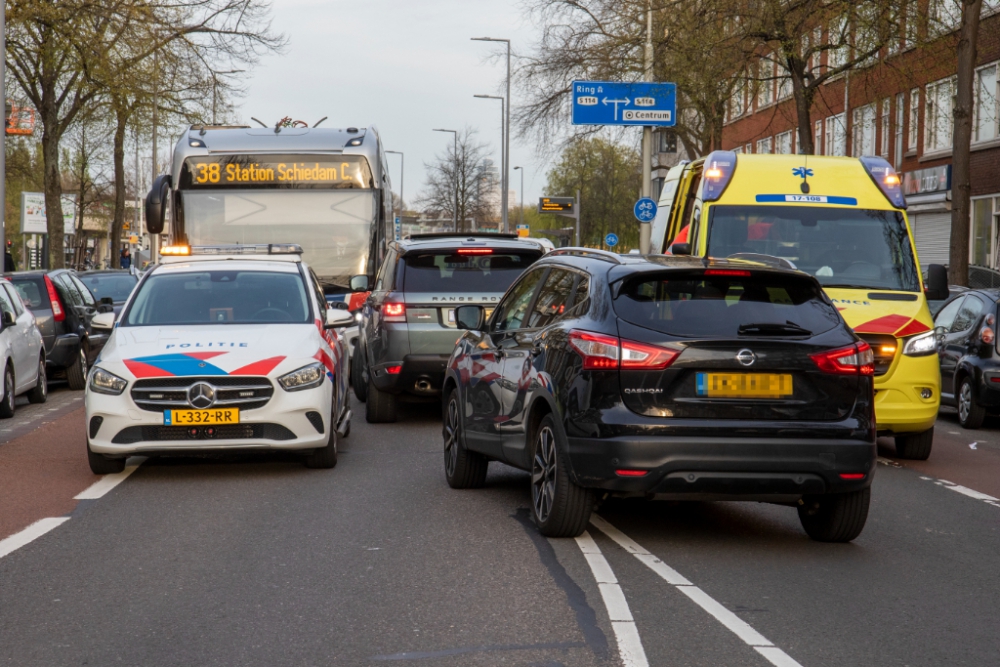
[{"left": 164, "top": 408, "right": 241, "bottom": 425}]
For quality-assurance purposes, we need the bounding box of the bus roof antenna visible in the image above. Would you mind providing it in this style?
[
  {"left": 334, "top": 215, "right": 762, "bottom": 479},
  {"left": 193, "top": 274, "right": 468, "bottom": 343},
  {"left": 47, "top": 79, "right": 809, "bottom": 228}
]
[
  {"left": 313, "top": 116, "right": 328, "bottom": 128},
  {"left": 250, "top": 117, "right": 267, "bottom": 128}
]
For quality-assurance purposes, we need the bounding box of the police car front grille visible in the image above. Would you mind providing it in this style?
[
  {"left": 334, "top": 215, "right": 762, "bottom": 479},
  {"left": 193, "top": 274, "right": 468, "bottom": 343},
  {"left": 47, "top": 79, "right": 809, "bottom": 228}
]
[
  {"left": 111, "top": 423, "right": 296, "bottom": 444},
  {"left": 130, "top": 377, "right": 274, "bottom": 412}
]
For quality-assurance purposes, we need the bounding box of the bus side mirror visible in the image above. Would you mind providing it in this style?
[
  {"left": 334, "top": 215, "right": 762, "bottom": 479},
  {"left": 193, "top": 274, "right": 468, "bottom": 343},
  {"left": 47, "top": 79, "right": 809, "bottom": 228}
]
[
  {"left": 670, "top": 242, "right": 691, "bottom": 256},
  {"left": 349, "top": 275, "right": 369, "bottom": 292},
  {"left": 145, "top": 174, "right": 172, "bottom": 235},
  {"left": 925, "top": 264, "right": 949, "bottom": 301}
]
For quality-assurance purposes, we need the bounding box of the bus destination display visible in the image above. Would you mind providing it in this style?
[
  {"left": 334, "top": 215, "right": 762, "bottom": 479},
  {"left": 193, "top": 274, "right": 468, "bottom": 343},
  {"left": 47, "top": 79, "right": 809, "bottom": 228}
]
[{"left": 180, "top": 154, "right": 373, "bottom": 189}]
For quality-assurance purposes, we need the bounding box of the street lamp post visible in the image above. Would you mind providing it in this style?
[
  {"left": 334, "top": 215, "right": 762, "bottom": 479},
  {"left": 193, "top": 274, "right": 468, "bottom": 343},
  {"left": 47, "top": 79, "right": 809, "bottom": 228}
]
[
  {"left": 513, "top": 166, "right": 524, "bottom": 229},
  {"left": 433, "top": 129, "right": 459, "bottom": 231},
  {"left": 473, "top": 94, "right": 503, "bottom": 231},
  {"left": 386, "top": 150, "right": 404, "bottom": 239},
  {"left": 471, "top": 37, "right": 511, "bottom": 234}
]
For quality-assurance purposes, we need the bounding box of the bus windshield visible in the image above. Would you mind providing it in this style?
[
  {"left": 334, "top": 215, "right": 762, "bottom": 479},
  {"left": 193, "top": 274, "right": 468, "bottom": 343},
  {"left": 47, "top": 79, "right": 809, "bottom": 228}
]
[
  {"left": 180, "top": 190, "right": 375, "bottom": 287},
  {"left": 706, "top": 205, "right": 920, "bottom": 292}
]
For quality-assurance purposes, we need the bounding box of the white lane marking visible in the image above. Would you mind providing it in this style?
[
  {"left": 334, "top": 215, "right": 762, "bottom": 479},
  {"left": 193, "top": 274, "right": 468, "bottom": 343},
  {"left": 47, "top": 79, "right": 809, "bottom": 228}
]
[
  {"left": 0, "top": 517, "right": 70, "bottom": 559},
  {"left": 74, "top": 459, "right": 145, "bottom": 500},
  {"left": 590, "top": 515, "right": 804, "bottom": 667},
  {"left": 574, "top": 531, "right": 649, "bottom": 667}
]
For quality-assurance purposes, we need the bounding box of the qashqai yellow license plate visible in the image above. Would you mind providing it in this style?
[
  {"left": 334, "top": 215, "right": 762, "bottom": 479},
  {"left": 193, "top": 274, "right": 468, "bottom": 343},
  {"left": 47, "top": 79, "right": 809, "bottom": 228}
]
[
  {"left": 164, "top": 408, "right": 240, "bottom": 425},
  {"left": 696, "top": 373, "right": 793, "bottom": 398}
]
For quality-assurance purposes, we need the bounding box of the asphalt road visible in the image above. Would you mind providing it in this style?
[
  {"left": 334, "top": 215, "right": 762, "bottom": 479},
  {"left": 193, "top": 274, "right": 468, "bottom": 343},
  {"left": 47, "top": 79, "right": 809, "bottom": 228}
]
[{"left": 1, "top": 392, "right": 998, "bottom": 667}]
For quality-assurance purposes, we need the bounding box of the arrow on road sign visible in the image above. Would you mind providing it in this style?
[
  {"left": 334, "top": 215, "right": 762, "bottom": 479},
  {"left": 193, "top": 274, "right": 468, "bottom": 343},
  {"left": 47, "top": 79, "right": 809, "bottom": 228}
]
[{"left": 603, "top": 97, "right": 631, "bottom": 120}]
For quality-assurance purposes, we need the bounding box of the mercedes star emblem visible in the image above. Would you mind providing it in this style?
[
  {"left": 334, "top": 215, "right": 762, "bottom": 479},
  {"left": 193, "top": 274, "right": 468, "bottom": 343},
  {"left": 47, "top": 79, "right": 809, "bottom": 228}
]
[
  {"left": 736, "top": 349, "right": 756, "bottom": 366},
  {"left": 187, "top": 383, "right": 217, "bottom": 409}
]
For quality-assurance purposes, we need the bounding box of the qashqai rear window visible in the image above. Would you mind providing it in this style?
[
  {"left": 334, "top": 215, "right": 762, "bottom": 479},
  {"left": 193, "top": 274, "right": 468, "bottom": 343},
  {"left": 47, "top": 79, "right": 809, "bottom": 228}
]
[
  {"left": 614, "top": 271, "right": 843, "bottom": 338},
  {"left": 401, "top": 252, "right": 539, "bottom": 293}
]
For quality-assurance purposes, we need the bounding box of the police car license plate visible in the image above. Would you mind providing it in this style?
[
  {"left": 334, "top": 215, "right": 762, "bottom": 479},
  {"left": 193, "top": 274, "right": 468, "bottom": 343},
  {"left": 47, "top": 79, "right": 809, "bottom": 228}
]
[
  {"left": 696, "top": 373, "right": 792, "bottom": 398},
  {"left": 164, "top": 409, "right": 240, "bottom": 425}
]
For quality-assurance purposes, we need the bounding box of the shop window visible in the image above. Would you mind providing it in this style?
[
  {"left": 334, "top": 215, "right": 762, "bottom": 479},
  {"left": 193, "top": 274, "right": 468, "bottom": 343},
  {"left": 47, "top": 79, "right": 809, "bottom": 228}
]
[
  {"left": 975, "top": 64, "right": 998, "bottom": 143},
  {"left": 756, "top": 59, "right": 774, "bottom": 108},
  {"left": 925, "top": 77, "right": 956, "bottom": 153},
  {"left": 903, "top": 0, "right": 919, "bottom": 49},
  {"left": 828, "top": 16, "right": 848, "bottom": 71}
]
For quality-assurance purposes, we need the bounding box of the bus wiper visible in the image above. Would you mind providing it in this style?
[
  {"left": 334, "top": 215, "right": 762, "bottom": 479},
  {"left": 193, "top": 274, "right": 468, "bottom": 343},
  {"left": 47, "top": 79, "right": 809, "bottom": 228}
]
[{"left": 737, "top": 321, "right": 812, "bottom": 336}]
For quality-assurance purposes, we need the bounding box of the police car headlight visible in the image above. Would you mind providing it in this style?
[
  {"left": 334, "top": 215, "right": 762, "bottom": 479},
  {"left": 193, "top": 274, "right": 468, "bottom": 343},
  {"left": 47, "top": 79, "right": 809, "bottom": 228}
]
[
  {"left": 278, "top": 362, "right": 325, "bottom": 391},
  {"left": 89, "top": 368, "right": 128, "bottom": 395},
  {"left": 902, "top": 330, "right": 936, "bottom": 357}
]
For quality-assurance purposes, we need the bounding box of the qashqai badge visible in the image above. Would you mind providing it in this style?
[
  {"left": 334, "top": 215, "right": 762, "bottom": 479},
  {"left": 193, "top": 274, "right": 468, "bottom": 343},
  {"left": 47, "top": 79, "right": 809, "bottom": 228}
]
[
  {"left": 736, "top": 349, "right": 756, "bottom": 366},
  {"left": 187, "top": 383, "right": 217, "bottom": 409}
]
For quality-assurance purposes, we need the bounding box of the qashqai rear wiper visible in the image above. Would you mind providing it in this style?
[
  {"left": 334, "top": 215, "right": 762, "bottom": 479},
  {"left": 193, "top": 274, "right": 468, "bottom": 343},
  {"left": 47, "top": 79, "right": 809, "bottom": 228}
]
[{"left": 737, "top": 322, "right": 812, "bottom": 336}]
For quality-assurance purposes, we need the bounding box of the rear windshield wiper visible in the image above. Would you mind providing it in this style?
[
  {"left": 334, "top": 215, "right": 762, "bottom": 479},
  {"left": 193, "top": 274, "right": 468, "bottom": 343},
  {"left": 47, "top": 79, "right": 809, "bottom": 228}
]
[{"left": 737, "top": 321, "right": 812, "bottom": 336}]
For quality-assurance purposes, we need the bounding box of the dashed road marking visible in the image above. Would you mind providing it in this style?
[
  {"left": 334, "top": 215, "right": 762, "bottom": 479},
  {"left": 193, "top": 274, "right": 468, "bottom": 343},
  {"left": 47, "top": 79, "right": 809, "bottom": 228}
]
[
  {"left": 74, "top": 459, "right": 145, "bottom": 499},
  {"left": 920, "top": 476, "right": 1000, "bottom": 508},
  {"left": 0, "top": 518, "right": 70, "bottom": 559},
  {"left": 590, "top": 515, "right": 805, "bottom": 667},
  {"left": 575, "top": 531, "right": 649, "bottom": 667}
]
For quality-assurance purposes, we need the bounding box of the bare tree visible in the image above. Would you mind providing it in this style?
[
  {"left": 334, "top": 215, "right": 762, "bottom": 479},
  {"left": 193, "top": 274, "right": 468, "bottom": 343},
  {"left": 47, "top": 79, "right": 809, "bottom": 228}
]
[
  {"left": 417, "top": 129, "right": 495, "bottom": 231},
  {"left": 949, "top": 0, "right": 983, "bottom": 286},
  {"left": 64, "top": 113, "right": 113, "bottom": 269}
]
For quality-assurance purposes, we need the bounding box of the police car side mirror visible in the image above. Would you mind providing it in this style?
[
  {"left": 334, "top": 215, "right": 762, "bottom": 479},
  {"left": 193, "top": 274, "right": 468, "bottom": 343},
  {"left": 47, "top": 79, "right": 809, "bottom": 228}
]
[
  {"left": 670, "top": 242, "right": 691, "bottom": 256},
  {"left": 349, "top": 275, "right": 369, "bottom": 292},
  {"left": 325, "top": 308, "right": 355, "bottom": 329},
  {"left": 925, "top": 264, "right": 949, "bottom": 301},
  {"left": 455, "top": 305, "right": 484, "bottom": 331},
  {"left": 92, "top": 311, "right": 115, "bottom": 330}
]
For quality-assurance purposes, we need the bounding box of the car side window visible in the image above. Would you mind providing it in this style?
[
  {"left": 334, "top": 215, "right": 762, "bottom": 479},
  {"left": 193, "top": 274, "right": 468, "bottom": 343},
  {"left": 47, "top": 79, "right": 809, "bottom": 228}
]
[
  {"left": 951, "top": 296, "right": 985, "bottom": 333},
  {"left": 565, "top": 274, "right": 591, "bottom": 317},
  {"left": 3, "top": 285, "right": 25, "bottom": 317},
  {"left": 307, "top": 269, "right": 327, "bottom": 318},
  {"left": 0, "top": 286, "right": 16, "bottom": 321},
  {"left": 934, "top": 297, "right": 964, "bottom": 332},
  {"left": 375, "top": 249, "right": 397, "bottom": 291},
  {"left": 493, "top": 268, "right": 546, "bottom": 333},
  {"left": 56, "top": 274, "right": 84, "bottom": 307},
  {"left": 526, "top": 269, "right": 576, "bottom": 329},
  {"left": 70, "top": 275, "right": 96, "bottom": 306}
]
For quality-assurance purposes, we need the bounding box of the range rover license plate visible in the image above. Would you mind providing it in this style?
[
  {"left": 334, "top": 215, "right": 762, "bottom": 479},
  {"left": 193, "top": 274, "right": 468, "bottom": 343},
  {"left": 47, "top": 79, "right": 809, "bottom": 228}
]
[
  {"left": 164, "top": 409, "right": 240, "bottom": 425},
  {"left": 696, "top": 373, "right": 792, "bottom": 398}
]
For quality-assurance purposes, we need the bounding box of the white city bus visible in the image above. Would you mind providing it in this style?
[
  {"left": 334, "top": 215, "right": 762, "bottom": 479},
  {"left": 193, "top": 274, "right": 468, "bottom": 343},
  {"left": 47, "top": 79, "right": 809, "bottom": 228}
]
[{"left": 145, "top": 121, "right": 393, "bottom": 310}]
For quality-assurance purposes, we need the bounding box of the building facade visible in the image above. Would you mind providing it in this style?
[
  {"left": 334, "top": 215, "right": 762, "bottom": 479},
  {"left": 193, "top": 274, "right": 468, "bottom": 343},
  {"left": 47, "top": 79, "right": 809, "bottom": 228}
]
[{"left": 721, "top": 6, "right": 1000, "bottom": 270}]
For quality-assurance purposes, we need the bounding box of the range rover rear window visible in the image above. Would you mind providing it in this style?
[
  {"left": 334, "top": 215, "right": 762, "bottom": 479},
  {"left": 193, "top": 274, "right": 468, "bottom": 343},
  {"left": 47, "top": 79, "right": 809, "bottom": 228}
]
[
  {"left": 401, "top": 252, "right": 540, "bottom": 293},
  {"left": 614, "top": 270, "right": 842, "bottom": 338}
]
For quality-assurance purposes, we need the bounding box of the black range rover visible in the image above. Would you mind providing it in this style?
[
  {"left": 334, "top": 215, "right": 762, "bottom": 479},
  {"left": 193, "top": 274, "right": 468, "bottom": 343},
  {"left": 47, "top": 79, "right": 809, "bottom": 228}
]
[{"left": 442, "top": 250, "right": 876, "bottom": 542}]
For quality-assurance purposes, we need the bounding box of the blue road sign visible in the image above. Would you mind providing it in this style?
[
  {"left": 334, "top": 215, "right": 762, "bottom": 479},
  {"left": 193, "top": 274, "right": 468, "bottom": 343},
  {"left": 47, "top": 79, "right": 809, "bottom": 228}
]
[
  {"left": 572, "top": 81, "right": 677, "bottom": 127},
  {"left": 605, "top": 232, "right": 619, "bottom": 247},
  {"left": 634, "top": 197, "right": 657, "bottom": 223}
]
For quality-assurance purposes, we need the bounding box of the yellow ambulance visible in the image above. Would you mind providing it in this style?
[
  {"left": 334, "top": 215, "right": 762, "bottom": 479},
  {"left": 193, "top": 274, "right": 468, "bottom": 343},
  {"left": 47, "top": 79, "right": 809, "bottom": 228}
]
[{"left": 651, "top": 152, "right": 949, "bottom": 460}]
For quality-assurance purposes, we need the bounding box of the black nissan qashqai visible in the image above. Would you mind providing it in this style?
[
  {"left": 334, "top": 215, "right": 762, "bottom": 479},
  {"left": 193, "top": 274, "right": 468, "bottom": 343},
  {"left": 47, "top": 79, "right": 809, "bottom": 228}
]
[{"left": 441, "top": 249, "right": 876, "bottom": 542}]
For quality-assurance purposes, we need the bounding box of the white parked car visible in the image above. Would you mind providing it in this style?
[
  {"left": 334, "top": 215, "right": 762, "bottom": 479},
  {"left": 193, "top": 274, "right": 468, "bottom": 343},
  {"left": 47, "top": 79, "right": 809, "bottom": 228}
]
[
  {"left": 0, "top": 277, "right": 47, "bottom": 416},
  {"left": 84, "top": 244, "right": 353, "bottom": 474}
]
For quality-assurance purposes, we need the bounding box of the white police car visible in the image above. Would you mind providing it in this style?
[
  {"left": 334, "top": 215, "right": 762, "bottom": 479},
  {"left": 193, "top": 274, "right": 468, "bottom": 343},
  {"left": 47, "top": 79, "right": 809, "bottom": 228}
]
[{"left": 84, "top": 244, "right": 353, "bottom": 473}]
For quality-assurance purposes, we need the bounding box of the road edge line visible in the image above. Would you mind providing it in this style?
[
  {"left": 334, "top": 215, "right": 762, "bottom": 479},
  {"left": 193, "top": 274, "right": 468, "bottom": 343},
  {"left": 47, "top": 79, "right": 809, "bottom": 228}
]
[
  {"left": 575, "top": 530, "right": 649, "bottom": 667},
  {"left": 0, "top": 517, "right": 71, "bottom": 559},
  {"left": 74, "top": 458, "right": 145, "bottom": 500}
]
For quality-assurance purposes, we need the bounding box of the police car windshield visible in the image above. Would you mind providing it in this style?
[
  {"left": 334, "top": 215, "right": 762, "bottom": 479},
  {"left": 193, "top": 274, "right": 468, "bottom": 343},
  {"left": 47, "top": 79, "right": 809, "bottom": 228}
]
[
  {"left": 706, "top": 206, "right": 920, "bottom": 292},
  {"left": 123, "top": 270, "right": 311, "bottom": 326}
]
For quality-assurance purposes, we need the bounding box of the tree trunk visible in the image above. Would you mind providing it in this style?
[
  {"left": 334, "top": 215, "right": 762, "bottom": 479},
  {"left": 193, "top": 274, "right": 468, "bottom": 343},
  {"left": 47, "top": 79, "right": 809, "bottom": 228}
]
[
  {"left": 792, "top": 73, "right": 815, "bottom": 155},
  {"left": 949, "top": 0, "right": 982, "bottom": 287},
  {"left": 110, "top": 103, "right": 129, "bottom": 269},
  {"left": 40, "top": 120, "right": 65, "bottom": 269}
]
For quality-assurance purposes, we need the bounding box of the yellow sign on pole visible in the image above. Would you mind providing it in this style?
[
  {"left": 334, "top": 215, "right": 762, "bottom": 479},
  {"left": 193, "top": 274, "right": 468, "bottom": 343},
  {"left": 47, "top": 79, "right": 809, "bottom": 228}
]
[{"left": 129, "top": 235, "right": 139, "bottom": 244}]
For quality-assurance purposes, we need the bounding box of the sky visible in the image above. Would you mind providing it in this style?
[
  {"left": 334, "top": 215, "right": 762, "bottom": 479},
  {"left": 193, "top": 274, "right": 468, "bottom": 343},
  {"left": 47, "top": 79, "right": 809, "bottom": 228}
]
[{"left": 237, "top": 0, "right": 550, "bottom": 210}]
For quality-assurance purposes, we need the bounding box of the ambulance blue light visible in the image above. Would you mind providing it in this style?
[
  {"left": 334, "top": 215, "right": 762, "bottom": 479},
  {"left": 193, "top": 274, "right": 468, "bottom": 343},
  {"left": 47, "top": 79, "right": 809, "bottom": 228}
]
[
  {"left": 860, "top": 156, "right": 906, "bottom": 209},
  {"left": 701, "top": 151, "right": 737, "bottom": 202}
]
